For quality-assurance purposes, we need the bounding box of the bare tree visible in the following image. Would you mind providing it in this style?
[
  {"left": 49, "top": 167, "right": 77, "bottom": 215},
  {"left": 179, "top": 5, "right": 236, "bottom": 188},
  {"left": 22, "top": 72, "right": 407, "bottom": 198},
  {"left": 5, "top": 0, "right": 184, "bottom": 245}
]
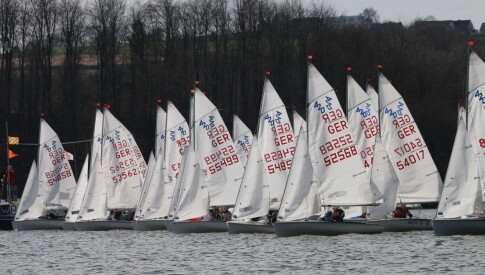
[{"left": 359, "top": 7, "right": 380, "bottom": 24}]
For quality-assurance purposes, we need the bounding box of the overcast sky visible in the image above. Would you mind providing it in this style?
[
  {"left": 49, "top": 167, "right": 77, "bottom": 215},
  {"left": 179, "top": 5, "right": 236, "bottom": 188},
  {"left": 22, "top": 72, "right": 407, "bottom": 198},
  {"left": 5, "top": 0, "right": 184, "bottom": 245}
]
[{"left": 322, "top": 0, "right": 484, "bottom": 28}]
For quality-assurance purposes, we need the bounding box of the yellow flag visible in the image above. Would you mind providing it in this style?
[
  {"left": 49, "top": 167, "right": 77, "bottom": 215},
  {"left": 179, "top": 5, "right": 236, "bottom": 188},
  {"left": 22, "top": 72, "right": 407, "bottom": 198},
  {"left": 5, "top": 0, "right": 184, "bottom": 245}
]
[{"left": 8, "top": 136, "right": 19, "bottom": 145}]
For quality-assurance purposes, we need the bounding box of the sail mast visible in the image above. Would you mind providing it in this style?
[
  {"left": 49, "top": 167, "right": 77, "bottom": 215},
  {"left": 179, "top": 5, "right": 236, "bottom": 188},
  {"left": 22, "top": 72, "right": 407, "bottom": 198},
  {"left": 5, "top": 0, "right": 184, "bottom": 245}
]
[{"left": 465, "top": 41, "right": 473, "bottom": 130}]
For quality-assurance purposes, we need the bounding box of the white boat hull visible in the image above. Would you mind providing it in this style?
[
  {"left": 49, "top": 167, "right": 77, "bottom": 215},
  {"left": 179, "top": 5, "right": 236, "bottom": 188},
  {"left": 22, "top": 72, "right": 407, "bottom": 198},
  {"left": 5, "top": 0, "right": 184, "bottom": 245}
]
[
  {"left": 171, "top": 221, "right": 228, "bottom": 233},
  {"left": 366, "top": 218, "right": 432, "bottom": 232},
  {"left": 132, "top": 220, "right": 167, "bottom": 231},
  {"left": 74, "top": 220, "right": 134, "bottom": 231},
  {"left": 274, "top": 221, "right": 384, "bottom": 237},
  {"left": 62, "top": 221, "right": 77, "bottom": 231},
  {"left": 227, "top": 221, "right": 274, "bottom": 234},
  {"left": 12, "top": 219, "right": 64, "bottom": 231},
  {"left": 432, "top": 218, "right": 485, "bottom": 236}
]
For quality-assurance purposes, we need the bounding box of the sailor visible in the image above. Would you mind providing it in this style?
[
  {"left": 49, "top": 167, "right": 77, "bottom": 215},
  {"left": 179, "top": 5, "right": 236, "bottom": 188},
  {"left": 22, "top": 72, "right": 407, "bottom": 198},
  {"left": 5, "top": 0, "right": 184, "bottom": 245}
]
[
  {"left": 319, "top": 211, "right": 333, "bottom": 222},
  {"left": 392, "top": 206, "right": 413, "bottom": 218},
  {"left": 332, "top": 207, "right": 345, "bottom": 222},
  {"left": 218, "top": 206, "right": 232, "bottom": 221}
]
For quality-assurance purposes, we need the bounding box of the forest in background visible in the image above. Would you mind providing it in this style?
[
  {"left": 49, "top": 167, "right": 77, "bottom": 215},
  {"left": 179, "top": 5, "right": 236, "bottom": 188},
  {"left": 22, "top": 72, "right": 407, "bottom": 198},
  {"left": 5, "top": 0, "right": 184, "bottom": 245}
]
[{"left": 1, "top": 0, "right": 485, "bottom": 189}]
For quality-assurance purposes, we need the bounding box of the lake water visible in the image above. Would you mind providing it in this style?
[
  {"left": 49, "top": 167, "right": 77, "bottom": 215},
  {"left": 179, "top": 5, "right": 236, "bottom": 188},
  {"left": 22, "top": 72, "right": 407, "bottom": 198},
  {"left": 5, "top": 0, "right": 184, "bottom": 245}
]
[{"left": 1, "top": 212, "right": 484, "bottom": 274}]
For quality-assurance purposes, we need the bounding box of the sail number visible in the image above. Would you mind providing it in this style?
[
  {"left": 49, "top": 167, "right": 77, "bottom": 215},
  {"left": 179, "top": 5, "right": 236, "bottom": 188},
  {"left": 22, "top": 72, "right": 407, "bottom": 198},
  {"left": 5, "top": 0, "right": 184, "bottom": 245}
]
[
  {"left": 208, "top": 155, "right": 240, "bottom": 175},
  {"left": 268, "top": 159, "right": 292, "bottom": 174},
  {"left": 45, "top": 163, "right": 73, "bottom": 186},
  {"left": 323, "top": 146, "right": 358, "bottom": 166},
  {"left": 319, "top": 134, "right": 353, "bottom": 155},
  {"left": 396, "top": 150, "right": 425, "bottom": 170},
  {"left": 111, "top": 168, "right": 140, "bottom": 184},
  {"left": 480, "top": 138, "right": 485, "bottom": 148},
  {"left": 264, "top": 147, "right": 295, "bottom": 162}
]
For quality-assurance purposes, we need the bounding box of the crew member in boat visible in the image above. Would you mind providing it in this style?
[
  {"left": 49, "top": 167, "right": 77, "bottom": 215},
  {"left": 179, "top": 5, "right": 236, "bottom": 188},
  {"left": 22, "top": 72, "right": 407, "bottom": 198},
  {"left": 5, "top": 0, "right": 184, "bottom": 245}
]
[
  {"left": 319, "top": 211, "right": 333, "bottom": 222},
  {"left": 209, "top": 207, "right": 220, "bottom": 221},
  {"left": 217, "top": 206, "right": 232, "bottom": 221},
  {"left": 331, "top": 207, "right": 345, "bottom": 222},
  {"left": 392, "top": 205, "right": 413, "bottom": 218}
]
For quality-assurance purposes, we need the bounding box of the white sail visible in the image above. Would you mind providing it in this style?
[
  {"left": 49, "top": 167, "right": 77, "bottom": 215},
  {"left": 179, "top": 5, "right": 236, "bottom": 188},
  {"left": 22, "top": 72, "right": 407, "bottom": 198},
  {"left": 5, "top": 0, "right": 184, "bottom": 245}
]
[
  {"left": 155, "top": 105, "right": 167, "bottom": 158},
  {"left": 127, "top": 132, "right": 148, "bottom": 182},
  {"left": 233, "top": 136, "right": 270, "bottom": 220},
  {"left": 164, "top": 101, "right": 190, "bottom": 188},
  {"left": 91, "top": 109, "right": 104, "bottom": 168},
  {"left": 468, "top": 51, "right": 485, "bottom": 201},
  {"left": 78, "top": 153, "right": 108, "bottom": 221},
  {"left": 137, "top": 150, "right": 169, "bottom": 220},
  {"left": 102, "top": 108, "right": 143, "bottom": 210},
  {"left": 278, "top": 128, "right": 320, "bottom": 221},
  {"left": 233, "top": 115, "right": 253, "bottom": 168},
  {"left": 65, "top": 155, "right": 90, "bottom": 222},
  {"left": 174, "top": 145, "right": 209, "bottom": 221},
  {"left": 194, "top": 89, "right": 244, "bottom": 206},
  {"left": 15, "top": 161, "right": 44, "bottom": 221},
  {"left": 438, "top": 108, "right": 483, "bottom": 218},
  {"left": 293, "top": 111, "right": 307, "bottom": 140},
  {"left": 307, "top": 64, "right": 374, "bottom": 206},
  {"left": 38, "top": 118, "right": 77, "bottom": 209},
  {"left": 367, "top": 84, "right": 379, "bottom": 109},
  {"left": 378, "top": 73, "right": 443, "bottom": 203},
  {"left": 347, "top": 75, "right": 379, "bottom": 176},
  {"left": 258, "top": 79, "right": 297, "bottom": 209},
  {"left": 135, "top": 152, "right": 155, "bottom": 219}
]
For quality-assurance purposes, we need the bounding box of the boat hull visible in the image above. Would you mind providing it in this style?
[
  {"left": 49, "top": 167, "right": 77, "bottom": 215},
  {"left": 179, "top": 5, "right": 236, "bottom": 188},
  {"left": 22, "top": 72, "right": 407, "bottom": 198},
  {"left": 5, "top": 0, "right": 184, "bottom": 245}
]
[
  {"left": 227, "top": 221, "right": 274, "bottom": 234},
  {"left": 171, "top": 221, "right": 228, "bottom": 233},
  {"left": 62, "top": 221, "right": 77, "bottom": 231},
  {"left": 132, "top": 220, "right": 167, "bottom": 231},
  {"left": 164, "top": 220, "right": 174, "bottom": 232},
  {"left": 274, "top": 221, "right": 384, "bottom": 237},
  {"left": 74, "top": 220, "right": 134, "bottom": 231},
  {"left": 12, "top": 219, "right": 64, "bottom": 231},
  {"left": 366, "top": 218, "right": 432, "bottom": 232},
  {"left": 432, "top": 218, "right": 485, "bottom": 236}
]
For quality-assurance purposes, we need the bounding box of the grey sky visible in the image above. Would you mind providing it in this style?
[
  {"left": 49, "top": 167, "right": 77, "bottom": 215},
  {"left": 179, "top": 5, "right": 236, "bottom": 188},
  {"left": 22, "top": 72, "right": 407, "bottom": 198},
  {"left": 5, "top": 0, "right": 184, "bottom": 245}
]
[{"left": 322, "top": 0, "right": 484, "bottom": 28}]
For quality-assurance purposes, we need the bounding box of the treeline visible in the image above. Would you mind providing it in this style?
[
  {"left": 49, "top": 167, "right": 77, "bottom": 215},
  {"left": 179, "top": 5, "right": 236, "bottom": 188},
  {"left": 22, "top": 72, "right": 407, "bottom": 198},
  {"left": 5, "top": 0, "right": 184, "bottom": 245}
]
[{"left": 1, "top": 0, "right": 485, "bottom": 187}]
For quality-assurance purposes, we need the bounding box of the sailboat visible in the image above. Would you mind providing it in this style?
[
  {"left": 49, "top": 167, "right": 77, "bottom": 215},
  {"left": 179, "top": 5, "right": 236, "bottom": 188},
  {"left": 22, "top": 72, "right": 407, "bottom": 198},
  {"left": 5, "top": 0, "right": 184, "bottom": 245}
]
[
  {"left": 227, "top": 136, "right": 273, "bottom": 233},
  {"left": 273, "top": 61, "right": 383, "bottom": 236},
  {"left": 13, "top": 118, "right": 77, "bottom": 230},
  {"left": 372, "top": 73, "right": 443, "bottom": 230},
  {"left": 233, "top": 115, "right": 253, "bottom": 168},
  {"left": 227, "top": 76, "right": 297, "bottom": 233},
  {"left": 432, "top": 49, "right": 485, "bottom": 235},
  {"left": 170, "top": 89, "right": 244, "bottom": 233},
  {"left": 62, "top": 155, "right": 89, "bottom": 230},
  {"left": 432, "top": 107, "right": 485, "bottom": 235},
  {"left": 75, "top": 107, "right": 145, "bottom": 231},
  {"left": 132, "top": 104, "right": 170, "bottom": 231}
]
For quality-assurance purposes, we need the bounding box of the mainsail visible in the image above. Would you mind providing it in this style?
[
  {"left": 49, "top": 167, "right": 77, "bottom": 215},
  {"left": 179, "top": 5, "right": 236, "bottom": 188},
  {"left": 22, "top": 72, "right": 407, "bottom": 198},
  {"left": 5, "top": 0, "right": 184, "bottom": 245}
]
[
  {"left": 38, "top": 118, "right": 77, "bottom": 209},
  {"left": 438, "top": 107, "right": 483, "bottom": 218},
  {"left": 65, "top": 155, "right": 89, "bottom": 222},
  {"left": 258, "top": 79, "right": 296, "bottom": 209},
  {"left": 467, "top": 51, "right": 485, "bottom": 201},
  {"left": 155, "top": 105, "right": 167, "bottom": 158},
  {"left": 232, "top": 136, "right": 270, "bottom": 220},
  {"left": 378, "top": 73, "right": 443, "bottom": 203},
  {"left": 233, "top": 115, "right": 253, "bottom": 168},
  {"left": 194, "top": 89, "right": 244, "bottom": 206},
  {"left": 293, "top": 111, "right": 307, "bottom": 140},
  {"left": 102, "top": 108, "right": 144, "bottom": 210},
  {"left": 307, "top": 63, "right": 374, "bottom": 206}
]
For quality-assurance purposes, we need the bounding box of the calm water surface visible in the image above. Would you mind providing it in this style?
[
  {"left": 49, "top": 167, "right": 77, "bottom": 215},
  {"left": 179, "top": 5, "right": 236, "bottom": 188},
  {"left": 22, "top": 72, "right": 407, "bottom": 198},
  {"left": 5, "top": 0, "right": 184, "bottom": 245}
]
[{"left": 1, "top": 229, "right": 484, "bottom": 274}]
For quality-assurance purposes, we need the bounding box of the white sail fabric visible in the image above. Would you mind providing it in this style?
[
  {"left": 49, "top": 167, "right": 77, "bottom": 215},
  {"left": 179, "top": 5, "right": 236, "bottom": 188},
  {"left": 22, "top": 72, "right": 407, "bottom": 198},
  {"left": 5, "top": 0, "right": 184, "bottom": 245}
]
[
  {"left": 15, "top": 161, "right": 44, "bottom": 221},
  {"left": 194, "top": 89, "right": 244, "bottom": 206},
  {"left": 378, "top": 73, "right": 443, "bottom": 203},
  {"left": 65, "top": 155, "right": 90, "bottom": 222},
  {"left": 102, "top": 108, "right": 143, "bottom": 210},
  {"left": 367, "top": 84, "right": 379, "bottom": 109},
  {"left": 233, "top": 136, "right": 270, "bottom": 220},
  {"left": 293, "top": 111, "right": 307, "bottom": 140},
  {"left": 307, "top": 64, "right": 374, "bottom": 206},
  {"left": 155, "top": 105, "right": 167, "bottom": 158},
  {"left": 135, "top": 152, "right": 155, "bottom": 219},
  {"left": 127, "top": 132, "right": 148, "bottom": 182},
  {"left": 468, "top": 51, "right": 485, "bottom": 201},
  {"left": 278, "top": 128, "right": 320, "bottom": 221},
  {"left": 438, "top": 108, "right": 483, "bottom": 218},
  {"left": 78, "top": 154, "right": 108, "bottom": 221},
  {"left": 91, "top": 109, "right": 104, "bottom": 168},
  {"left": 258, "top": 79, "right": 297, "bottom": 209},
  {"left": 347, "top": 75, "right": 379, "bottom": 176},
  {"left": 174, "top": 146, "right": 209, "bottom": 221},
  {"left": 233, "top": 115, "right": 253, "bottom": 168},
  {"left": 137, "top": 150, "right": 169, "bottom": 220},
  {"left": 164, "top": 101, "right": 190, "bottom": 187},
  {"left": 38, "top": 119, "right": 77, "bottom": 209}
]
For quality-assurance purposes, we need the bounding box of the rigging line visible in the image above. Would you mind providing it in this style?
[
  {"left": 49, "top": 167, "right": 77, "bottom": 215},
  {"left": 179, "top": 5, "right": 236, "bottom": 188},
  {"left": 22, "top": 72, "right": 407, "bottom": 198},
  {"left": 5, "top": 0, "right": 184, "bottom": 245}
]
[{"left": 6, "top": 139, "right": 92, "bottom": 146}]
